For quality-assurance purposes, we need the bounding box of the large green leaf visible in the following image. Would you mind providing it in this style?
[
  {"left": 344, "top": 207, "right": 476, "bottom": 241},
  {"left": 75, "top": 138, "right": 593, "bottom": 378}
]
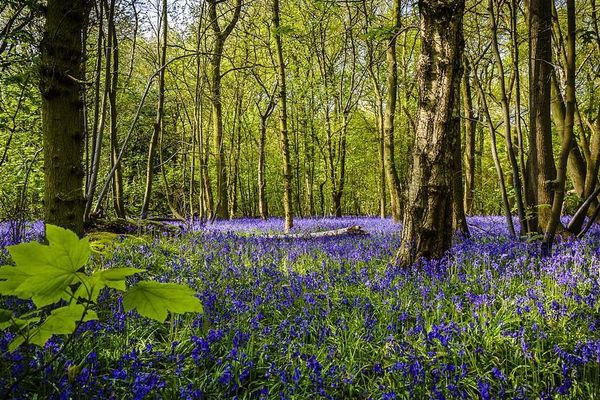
[
  {"left": 73, "top": 268, "right": 144, "bottom": 301},
  {"left": 0, "top": 309, "right": 12, "bottom": 323},
  {"left": 123, "top": 281, "right": 203, "bottom": 323},
  {"left": 28, "top": 304, "right": 97, "bottom": 348},
  {"left": 98, "top": 267, "right": 145, "bottom": 291},
  {"left": 4, "top": 225, "right": 91, "bottom": 306},
  {"left": 0, "top": 265, "right": 31, "bottom": 297}
]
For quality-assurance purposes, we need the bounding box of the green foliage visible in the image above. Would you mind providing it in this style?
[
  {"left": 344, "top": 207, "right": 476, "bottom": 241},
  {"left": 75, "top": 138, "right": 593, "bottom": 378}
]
[
  {"left": 123, "top": 281, "right": 203, "bottom": 322},
  {"left": 0, "top": 225, "right": 203, "bottom": 353}
]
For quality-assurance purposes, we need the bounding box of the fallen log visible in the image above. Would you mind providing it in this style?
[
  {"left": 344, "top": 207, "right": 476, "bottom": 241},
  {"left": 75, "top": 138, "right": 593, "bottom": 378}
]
[
  {"left": 265, "top": 225, "right": 368, "bottom": 239},
  {"left": 86, "top": 218, "right": 185, "bottom": 235}
]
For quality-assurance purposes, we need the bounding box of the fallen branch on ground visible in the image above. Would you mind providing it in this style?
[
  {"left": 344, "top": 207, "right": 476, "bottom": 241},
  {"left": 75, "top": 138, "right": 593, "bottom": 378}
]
[{"left": 265, "top": 225, "right": 368, "bottom": 239}]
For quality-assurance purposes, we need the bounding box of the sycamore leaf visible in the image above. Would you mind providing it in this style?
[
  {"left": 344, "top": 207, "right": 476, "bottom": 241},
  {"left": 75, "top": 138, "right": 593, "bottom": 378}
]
[
  {"left": 72, "top": 273, "right": 106, "bottom": 302},
  {"left": 73, "top": 268, "right": 144, "bottom": 301},
  {"left": 0, "top": 315, "right": 40, "bottom": 330},
  {"left": 0, "top": 309, "right": 12, "bottom": 323},
  {"left": 123, "top": 281, "right": 203, "bottom": 323},
  {"left": 28, "top": 304, "right": 97, "bottom": 348},
  {"left": 8, "top": 336, "right": 25, "bottom": 353},
  {"left": 5, "top": 225, "right": 91, "bottom": 307},
  {"left": 98, "top": 268, "right": 145, "bottom": 291},
  {"left": 0, "top": 265, "right": 31, "bottom": 297}
]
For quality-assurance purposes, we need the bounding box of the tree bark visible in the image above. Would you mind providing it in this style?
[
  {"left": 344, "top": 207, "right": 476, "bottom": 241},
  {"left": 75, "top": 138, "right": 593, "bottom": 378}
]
[
  {"left": 272, "top": 0, "right": 293, "bottom": 232},
  {"left": 383, "top": 0, "right": 403, "bottom": 222},
  {"left": 207, "top": 0, "right": 242, "bottom": 220},
  {"left": 461, "top": 58, "right": 476, "bottom": 215},
  {"left": 527, "top": 0, "right": 555, "bottom": 232},
  {"left": 107, "top": 0, "right": 125, "bottom": 218},
  {"left": 397, "top": 0, "right": 465, "bottom": 266},
  {"left": 489, "top": 0, "right": 526, "bottom": 235},
  {"left": 542, "top": 0, "right": 575, "bottom": 254},
  {"left": 40, "top": 0, "right": 89, "bottom": 236},
  {"left": 141, "top": 0, "right": 167, "bottom": 218}
]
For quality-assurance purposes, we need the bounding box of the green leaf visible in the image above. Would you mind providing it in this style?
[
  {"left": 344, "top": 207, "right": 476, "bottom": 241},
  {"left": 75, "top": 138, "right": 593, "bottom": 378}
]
[
  {"left": 0, "top": 309, "right": 12, "bottom": 323},
  {"left": 74, "top": 268, "right": 145, "bottom": 301},
  {"left": 98, "top": 267, "right": 145, "bottom": 290},
  {"left": 72, "top": 273, "right": 106, "bottom": 302},
  {"left": 8, "top": 336, "right": 25, "bottom": 353},
  {"left": 123, "top": 281, "right": 203, "bottom": 323},
  {"left": 5, "top": 225, "right": 91, "bottom": 307},
  {"left": 29, "top": 304, "right": 97, "bottom": 347},
  {"left": 0, "top": 265, "right": 31, "bottom": 297}
]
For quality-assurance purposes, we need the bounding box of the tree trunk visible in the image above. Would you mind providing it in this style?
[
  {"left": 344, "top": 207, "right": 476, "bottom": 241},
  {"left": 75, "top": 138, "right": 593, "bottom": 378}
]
[
  {"left": 207, "top": 0, "right": 241, "bottom": 220},
  {"left": 397, "top": 0, "right": 465, "bottom": 266},
  {"left": 527, "top": 0, "right": 555, "bottom": 232},
  {"left": 474, "top": 70, "right": 516, "bottom": 238},
  {"left": 40, "top": 0, "right": 88, "bottom": 236},
  {"left": 383, "top": 0, "right": 403, "bottom": 222},
  {"left": 272, "top": 0, "right": 293, "bottom": 232},
  {"left": 461, "top": 59, "right": 476, "bottom": 215},
  {"left": 107, "top": 0, "right": 125, "bottom": 218},
  {"left": 542, "top": 0, "right": 575, "bottom": 254},
  {"left": 489, "top": 0, "right": 526, "bottom": 235},
  {"left": 141, "top": 0, "right": 167, "bottom": 218},
  {"left": 258, "top": 113, "right": 272, "bottom": 220}
]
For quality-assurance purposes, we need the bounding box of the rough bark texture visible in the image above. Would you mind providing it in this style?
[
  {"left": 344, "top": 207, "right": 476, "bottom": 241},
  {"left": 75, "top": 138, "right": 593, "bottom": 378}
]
[
  {"left": 527, "top": 0, "right": 555, "bottom": 232},
  {"left": 397, "top": 0, "right": 465, "bottom": 266},
  {"left": 383, "top": 0, "right": 403, "bottom": 222},
  {"left": 40, "top": 0, "right": 88, "bottom": 236},
  {"left": 272, "top": 0, "right": 293, "bottom": 232}
]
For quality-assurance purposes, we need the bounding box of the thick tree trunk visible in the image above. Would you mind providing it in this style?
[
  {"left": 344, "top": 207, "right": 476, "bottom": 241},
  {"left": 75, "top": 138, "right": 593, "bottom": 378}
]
[
  {"left": 273, "top": 0, "right": 293, "bottom": 232},
  {"left": 397, "top": 0, "right": 465, "bottom": 266},
  {"left": 527, "top": 0, "right": 555, "bottom": 232},
  {"left": 40, "top": 0, "right": 88, "bottom": 236},
  {"left": 383, "top": 0, "right": 403, "bottom": 222}
]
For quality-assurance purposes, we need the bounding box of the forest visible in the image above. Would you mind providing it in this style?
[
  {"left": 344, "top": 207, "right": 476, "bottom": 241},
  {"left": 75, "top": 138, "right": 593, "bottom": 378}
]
[{"left": 1, "top": 0, "right": 600, "bottom": 398}]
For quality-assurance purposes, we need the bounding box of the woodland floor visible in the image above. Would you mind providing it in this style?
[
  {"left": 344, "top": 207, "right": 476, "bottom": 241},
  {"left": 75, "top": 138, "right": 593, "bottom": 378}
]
[{"left": 1, "top": 216, "right": 600, "bottom": 399}]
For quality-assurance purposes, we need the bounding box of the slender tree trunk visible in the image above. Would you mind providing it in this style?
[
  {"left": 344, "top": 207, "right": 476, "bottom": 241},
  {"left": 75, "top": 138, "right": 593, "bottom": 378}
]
[
  {"left": 141, "top": 0, "right": 167, "bottom": 218},
  {"left": 461, "top": 59, "right": 476, "bottom": 215},
  {"left": 452, "top": 103, "right": 468, "bottom": 236},
  {"left": 384, "top": 0, "right": 403, "bottom": 222},
  {"left": 510, "top": 0, "right": 531, "bottom": 233},
  {"left": 87, "top": 0, "right": 103, "bottom": 194},
  {"left": 207, "top": 0, "right": 241, "bottom": 220},
  {"left": 258, "top": 115, "right": 269, "bottom": 219},
  {"left": 489, "top": 0, "right": 526, "bottom": 234},
  {"left": 542, "top": 0, "right": 575, "bottom": 254},
  {"left": 273, "top": 0, "right": 293, "bottom": 232},
  {"left": 107, "top": 0, "right": 125, "bottom": 218},
  {"left": 527, "top": 0, "right": 555, "bottom": 232},
  {"left": 40, "top": 0, "right": 88, "bottom": 236},
  {"left": 397, "top": 0, "right": 465, "bottom": 266},
  {"left": 474, "top": 71, "right": 516, "bottom": 237}
]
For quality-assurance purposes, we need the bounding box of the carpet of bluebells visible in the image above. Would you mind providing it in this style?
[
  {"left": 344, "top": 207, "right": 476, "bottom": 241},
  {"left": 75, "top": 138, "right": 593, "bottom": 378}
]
[{"left": 1, "top": 216, "right": 600, "bottom": 399}]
